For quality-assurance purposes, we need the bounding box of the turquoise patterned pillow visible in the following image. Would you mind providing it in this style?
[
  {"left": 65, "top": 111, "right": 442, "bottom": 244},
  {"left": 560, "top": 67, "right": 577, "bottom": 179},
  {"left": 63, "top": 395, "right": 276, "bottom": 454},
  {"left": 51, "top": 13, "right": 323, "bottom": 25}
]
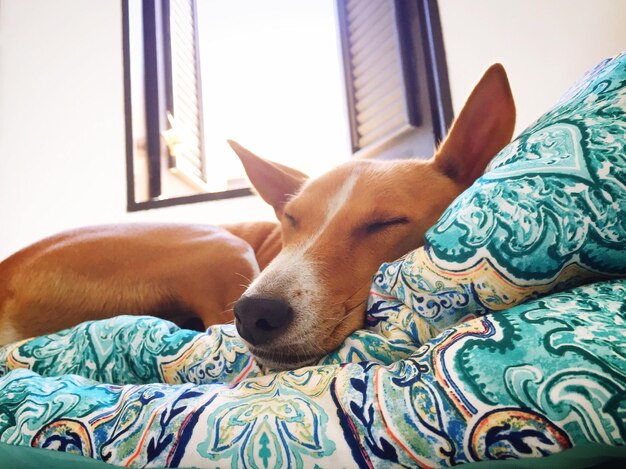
[{"left": 375, "top": 53, "right": 626, "bottom": 334}]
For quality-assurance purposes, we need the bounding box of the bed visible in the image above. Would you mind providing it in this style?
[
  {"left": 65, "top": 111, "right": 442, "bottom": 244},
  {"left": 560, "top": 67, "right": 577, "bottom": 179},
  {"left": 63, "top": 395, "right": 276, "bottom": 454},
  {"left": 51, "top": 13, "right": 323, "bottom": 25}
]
[{"left": 1, "top": 52, "right": 625, "bottom": 468}]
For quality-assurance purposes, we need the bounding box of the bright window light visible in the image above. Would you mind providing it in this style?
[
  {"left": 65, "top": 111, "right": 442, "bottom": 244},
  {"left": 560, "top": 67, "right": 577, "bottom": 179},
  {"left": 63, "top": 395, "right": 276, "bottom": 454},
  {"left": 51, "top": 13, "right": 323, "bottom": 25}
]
[{"left": 196, "top": 0, "right": 351, "bottom": 191}]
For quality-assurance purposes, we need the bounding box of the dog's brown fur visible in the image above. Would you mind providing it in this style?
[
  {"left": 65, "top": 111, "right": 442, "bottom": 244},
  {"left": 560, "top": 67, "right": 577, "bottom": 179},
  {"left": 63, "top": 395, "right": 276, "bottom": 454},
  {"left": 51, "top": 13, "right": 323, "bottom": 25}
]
[{"left": 0, "top": 223, "right": 280, "bottom": 343}]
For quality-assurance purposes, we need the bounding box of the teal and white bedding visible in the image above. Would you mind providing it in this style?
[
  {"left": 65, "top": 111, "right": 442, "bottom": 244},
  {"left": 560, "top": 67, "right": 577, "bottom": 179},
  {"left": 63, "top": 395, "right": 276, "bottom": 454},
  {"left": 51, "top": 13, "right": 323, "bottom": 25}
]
[{"left": 1, "top": 53, "right": 625, "bottom": 467}]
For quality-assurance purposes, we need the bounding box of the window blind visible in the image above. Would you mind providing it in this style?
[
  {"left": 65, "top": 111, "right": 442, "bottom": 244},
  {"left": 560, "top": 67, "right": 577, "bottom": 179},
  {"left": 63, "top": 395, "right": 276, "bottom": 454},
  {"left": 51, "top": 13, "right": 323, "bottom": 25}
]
[
  {"left": 163, "top": 0, "right": 207, "bottom": 186},
  {"left": 337, "top": 0, "right": 421, "bottom": 155}
]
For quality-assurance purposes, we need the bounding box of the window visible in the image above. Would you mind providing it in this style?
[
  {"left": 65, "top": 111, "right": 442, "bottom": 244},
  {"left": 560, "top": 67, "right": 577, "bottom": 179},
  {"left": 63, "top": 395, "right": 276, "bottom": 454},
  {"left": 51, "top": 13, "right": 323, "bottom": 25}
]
[
  {"left": 337, "top": 0, "right": 452, "bottom": 159},
  {"left": 122, "top": 0, "right": 451, "bottom": 211}
]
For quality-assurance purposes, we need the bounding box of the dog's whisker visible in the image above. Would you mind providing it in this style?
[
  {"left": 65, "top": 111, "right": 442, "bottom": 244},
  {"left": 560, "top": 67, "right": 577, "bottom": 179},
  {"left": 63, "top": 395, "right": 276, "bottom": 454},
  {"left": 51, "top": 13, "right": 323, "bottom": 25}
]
[
  {"left": 327, "top": 279, "right": 372, "bottom": 309},
  {"left": 218, "top": 306, "right": 235, "bottom": 319},
  {"left": 323, "top": 296, "right": 368, "bottom": 325},
  {"left": 335, "top": 299, "right": 368, "bottom": 325},
  {"left": 311, "top": 343, "right": 327, "bottom": 359},
  {"left": 234, "top": 272, "right": 254, "bottom": 285}
]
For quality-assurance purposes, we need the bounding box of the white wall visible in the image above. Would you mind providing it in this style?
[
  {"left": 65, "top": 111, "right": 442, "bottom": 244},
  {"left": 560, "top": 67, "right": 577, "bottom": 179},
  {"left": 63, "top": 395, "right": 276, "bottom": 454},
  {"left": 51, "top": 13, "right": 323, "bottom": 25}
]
[
  {"left": 1, "top": 0, "right": 625, "bottom": 259},
  {"left": 438, "top": 0, "right": 626, "bottom": 135}
]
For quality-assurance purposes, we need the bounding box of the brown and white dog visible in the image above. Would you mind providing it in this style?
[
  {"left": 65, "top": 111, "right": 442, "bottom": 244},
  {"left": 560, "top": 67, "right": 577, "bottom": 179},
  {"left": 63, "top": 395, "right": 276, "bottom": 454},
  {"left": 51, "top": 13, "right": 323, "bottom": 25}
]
[{"left": 0, "top": 64, "right": 515, "bottom": 369}]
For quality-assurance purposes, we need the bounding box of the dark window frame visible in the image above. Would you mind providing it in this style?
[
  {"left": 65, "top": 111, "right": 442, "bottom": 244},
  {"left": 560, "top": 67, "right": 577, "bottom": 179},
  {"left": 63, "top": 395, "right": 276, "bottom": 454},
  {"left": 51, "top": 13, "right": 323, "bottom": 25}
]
[
  {"left": 122, "top": 0, "right": 451, "bottom": 212},
  {"left": 416, "top": 0, "right": 454, "bottom": 144}
]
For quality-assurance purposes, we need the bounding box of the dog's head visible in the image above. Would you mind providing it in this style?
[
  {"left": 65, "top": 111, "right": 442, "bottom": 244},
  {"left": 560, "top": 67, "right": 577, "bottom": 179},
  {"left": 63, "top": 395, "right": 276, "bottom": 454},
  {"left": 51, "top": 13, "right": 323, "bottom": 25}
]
[{"left": 230, "top": 64, "right": 516, "bottom": 369}]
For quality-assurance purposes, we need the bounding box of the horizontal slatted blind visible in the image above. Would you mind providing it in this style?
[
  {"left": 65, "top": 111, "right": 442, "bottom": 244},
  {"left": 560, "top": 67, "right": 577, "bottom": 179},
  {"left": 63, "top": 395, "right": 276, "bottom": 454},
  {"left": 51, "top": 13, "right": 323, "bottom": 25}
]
[
  {"left": 337, "top": 0, "right": 419, "bottom": 154},
  {"left": 165, "top": 0, "right": 206, "bottom": 185}
]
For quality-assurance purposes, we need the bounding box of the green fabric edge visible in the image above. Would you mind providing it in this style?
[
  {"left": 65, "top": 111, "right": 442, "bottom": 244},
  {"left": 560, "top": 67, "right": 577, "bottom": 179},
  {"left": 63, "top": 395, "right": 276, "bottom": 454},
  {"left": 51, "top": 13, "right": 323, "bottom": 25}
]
[
  {"left": 1, "top": 441, "right": 624, "bottom": 468},
  {"left": 466, "top": 444, "right": 626, "bottom": 468},
  {"left": 0, "top": 441, "right": 195, "bottom": 469}
]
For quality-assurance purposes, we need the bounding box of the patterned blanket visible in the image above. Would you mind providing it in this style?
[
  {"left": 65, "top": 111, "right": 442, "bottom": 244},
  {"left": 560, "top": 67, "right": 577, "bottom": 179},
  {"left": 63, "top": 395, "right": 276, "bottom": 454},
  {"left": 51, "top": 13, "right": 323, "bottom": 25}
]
[
  {"left": 0, "top": 279, "right": 624, "bottom": 467},
  {"left": 1, "top": 53, "right": 625, "bottom": 467}
]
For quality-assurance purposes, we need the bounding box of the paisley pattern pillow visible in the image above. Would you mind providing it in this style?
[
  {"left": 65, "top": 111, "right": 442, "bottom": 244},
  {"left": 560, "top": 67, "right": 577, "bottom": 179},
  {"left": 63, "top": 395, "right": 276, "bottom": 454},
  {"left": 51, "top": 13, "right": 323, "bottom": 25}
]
[{"left": 376, "top": 52, "right": 626, "bottom": 335}]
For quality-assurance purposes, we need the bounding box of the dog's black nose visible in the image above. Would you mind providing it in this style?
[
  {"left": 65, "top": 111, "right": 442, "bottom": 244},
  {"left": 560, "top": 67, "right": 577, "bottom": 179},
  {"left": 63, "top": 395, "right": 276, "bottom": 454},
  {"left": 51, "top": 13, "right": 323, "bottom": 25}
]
[{"left": 233, "top": 296, "right": 294, "bottom": 346}]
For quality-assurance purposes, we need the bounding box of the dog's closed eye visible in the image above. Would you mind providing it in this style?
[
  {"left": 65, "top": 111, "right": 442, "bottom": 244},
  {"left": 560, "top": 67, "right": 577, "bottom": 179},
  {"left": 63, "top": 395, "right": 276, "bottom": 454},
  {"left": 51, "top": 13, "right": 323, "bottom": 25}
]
[
  {"left": 283, "top": 212, "right": 299, "bottom": 229},
  {"left": 364, "top": 217, "right": 409, "bottom": 235}
]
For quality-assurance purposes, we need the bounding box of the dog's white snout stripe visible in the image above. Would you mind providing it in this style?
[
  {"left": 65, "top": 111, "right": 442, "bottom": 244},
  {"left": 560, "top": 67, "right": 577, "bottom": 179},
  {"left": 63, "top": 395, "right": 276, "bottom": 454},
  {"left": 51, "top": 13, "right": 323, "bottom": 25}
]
[
  {"left": 298, "top": 170, "right": 359, "bottom": 254},
  {"left": 244, "top": 170, "right": 359, "bottom": 342}
]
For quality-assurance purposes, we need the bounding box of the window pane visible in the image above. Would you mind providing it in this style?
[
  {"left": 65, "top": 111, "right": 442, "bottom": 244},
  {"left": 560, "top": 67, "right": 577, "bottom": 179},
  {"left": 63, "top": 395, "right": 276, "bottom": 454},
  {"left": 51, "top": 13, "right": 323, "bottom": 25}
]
[{"left": 196, "top": 0, "right": 351, "bottom": 191}]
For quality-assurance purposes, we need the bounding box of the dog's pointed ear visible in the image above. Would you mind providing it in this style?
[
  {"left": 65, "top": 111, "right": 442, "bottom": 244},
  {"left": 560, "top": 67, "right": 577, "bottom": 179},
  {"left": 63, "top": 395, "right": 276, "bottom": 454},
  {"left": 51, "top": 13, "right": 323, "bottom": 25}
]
[
  {"left": 434, "top": 63, "right": 516, "bottom": 187},
  {"left": 227, "top": 140, "right": 308, "bottom": 215}
]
